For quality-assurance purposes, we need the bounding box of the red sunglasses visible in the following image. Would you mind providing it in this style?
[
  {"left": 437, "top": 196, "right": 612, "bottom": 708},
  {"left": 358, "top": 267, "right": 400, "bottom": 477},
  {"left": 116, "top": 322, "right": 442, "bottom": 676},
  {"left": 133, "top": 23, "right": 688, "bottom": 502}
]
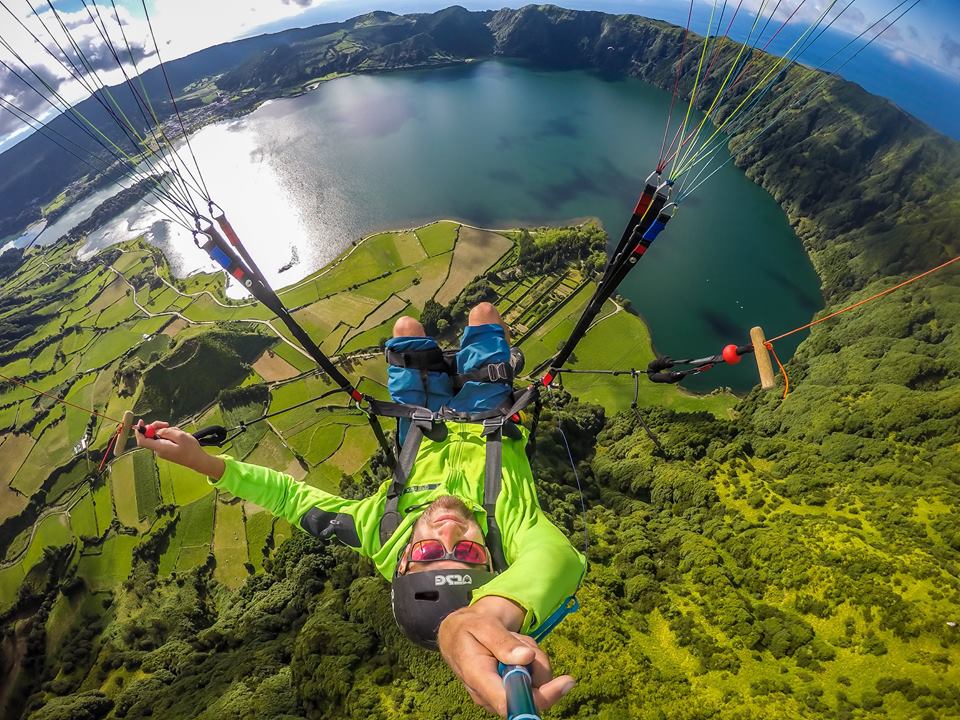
[{"left": 400, "top": 539, "right": 489, "bottom": 574}]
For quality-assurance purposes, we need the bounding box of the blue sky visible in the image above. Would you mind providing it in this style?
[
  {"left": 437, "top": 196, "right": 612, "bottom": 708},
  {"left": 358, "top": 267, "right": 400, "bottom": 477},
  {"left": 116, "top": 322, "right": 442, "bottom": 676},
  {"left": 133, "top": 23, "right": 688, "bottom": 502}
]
[{"left": 1, "top": 0, "right": 958, "bottom": 151}]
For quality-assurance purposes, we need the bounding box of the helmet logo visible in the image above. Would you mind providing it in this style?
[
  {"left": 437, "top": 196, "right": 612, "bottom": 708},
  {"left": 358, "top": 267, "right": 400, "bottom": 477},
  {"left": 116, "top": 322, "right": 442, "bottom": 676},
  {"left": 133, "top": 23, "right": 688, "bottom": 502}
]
[{"left": 435, "top": 574, "right": 473, "bottom": 586}]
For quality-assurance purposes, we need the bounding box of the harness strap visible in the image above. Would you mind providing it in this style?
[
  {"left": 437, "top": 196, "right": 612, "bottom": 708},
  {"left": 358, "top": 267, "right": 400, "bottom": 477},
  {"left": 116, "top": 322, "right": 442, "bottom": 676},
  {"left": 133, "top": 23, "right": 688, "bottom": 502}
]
[
  {"left": 385, "top": 347, "right": 515, "bottom": 388},
  {"left": 455, "top": 362, "right": 514, "bottom": 387},
  {"left": 372, "top": 386, "right": 540, "bottom": 555},
  {"left": 368, "top": 385, "right": 539, "bottom": 425},
  {"left": 380, "top": 416, "right": 436, "bottom": 545},
  {"left": 384, "top": 346, "right": 451, "bottom": 372},
  {"left": 483, "top": 418, "right": 508, "bottom": 573}
]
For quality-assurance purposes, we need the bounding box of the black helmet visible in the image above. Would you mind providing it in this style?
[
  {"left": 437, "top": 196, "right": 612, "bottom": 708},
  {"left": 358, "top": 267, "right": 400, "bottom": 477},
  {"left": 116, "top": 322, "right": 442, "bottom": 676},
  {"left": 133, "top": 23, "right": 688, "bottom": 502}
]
[{"left": 391, "top": 567, "right": 496, "bottom": 650}]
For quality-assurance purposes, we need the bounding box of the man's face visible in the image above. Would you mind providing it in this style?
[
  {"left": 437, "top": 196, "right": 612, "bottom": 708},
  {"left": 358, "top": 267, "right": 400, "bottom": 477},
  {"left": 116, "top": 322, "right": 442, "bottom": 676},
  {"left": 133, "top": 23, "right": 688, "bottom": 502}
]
[{"left": 402, "top": 495, "right": 487, "bottom": 574}]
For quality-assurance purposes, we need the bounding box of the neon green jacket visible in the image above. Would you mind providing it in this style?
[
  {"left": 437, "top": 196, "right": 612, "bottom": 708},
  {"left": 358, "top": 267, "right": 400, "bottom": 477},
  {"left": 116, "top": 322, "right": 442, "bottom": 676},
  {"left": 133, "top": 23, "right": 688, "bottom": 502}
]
[{"left": 212, "top": 422, "right": 585, "bottom": 635}]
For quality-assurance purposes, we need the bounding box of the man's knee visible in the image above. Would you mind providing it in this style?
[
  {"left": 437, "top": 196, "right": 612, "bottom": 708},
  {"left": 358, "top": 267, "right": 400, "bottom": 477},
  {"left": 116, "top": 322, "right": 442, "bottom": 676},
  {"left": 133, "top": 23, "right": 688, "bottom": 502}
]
[
  {"left": 393, "top": 315, "right": 426, "bottom": 337},
  {"left": 468, "top": 302, "right": 502, "bottom": 327}
]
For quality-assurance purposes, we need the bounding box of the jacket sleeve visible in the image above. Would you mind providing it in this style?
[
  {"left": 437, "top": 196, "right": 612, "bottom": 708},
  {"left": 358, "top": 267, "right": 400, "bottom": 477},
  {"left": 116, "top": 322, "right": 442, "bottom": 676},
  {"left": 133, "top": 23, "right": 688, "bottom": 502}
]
[
  {"left": 212, "top": 456, "right": 369, "bottom": 552},
  {"left": 469, "top": 500, "right": 586, "bottom": 636}
]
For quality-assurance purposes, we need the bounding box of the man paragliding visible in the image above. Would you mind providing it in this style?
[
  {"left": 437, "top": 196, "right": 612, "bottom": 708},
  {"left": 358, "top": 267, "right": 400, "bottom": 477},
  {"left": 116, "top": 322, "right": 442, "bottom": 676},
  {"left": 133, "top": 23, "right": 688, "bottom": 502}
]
[{"left": 136, "top": 302, "right": 585, "bottom": 718}]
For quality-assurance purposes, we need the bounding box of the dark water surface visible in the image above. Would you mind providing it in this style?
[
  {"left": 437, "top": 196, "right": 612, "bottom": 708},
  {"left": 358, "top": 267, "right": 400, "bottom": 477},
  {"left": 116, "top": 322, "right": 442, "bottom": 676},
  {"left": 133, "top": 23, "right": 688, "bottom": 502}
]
[{"left": 35, "top": 60, "right": 825, "bottom": 392}]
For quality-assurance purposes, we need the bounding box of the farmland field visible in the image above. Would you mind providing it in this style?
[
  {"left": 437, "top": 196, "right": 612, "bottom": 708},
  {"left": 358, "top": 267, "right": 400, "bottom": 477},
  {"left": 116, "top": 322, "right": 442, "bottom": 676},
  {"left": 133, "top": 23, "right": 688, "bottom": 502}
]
[
  {"left": 435, "top": 228, "right": 513, "bottom": 304},
  {"left": 221, "top": 401, "right": 268, "bottom": 460},
  {"left": 68, "top": 493, "right": 98, "bottom": 538},
  {"left": 91, "top": 481, "right": 113, "bottom": 534},
  {"left": 22, "top": 514, "right": 73, "bottom": 573},
  {"left": 416, "top": 221, "right": 458, "bottom": 256},
  {"left": 110, "top": 454, "right": 140, "bottom": 528},
  {"left": 213, "top": 498, "right": 248, "bottom": 588},
  {"left": 244, "top": 505, "right": 273, "bottom": 573},
  {"left": 353, "top": 266, "right": 420, "bottom": 305},
  {"left": 175, "top": 493, "right": 215, "bottom": 572},
  {"left": 132, "top": 451, "right": 161, "bottom": 520},
  {"left": 0, "top": 434, "right": 34, "bottom": 519},
  {"left": 166, "top": 460, "right": 214, "bottom": 506},
  {"left": 12, "top": 430, "right": 74, "bottom": 496},
  {"left": 245, "top": 431, "right": 306, "bottom": 480},
  {"left": 0, "top": 563, "right": 25, "bottom": 611},
  {"left": 252, "top": 351, "right": 300, "bottom": 382},
  {"left": 77, "top": 534, "right": 136, "bottom": 591},
  {"left": 287, "top": 421, "right": 348, "bottom": 467}
]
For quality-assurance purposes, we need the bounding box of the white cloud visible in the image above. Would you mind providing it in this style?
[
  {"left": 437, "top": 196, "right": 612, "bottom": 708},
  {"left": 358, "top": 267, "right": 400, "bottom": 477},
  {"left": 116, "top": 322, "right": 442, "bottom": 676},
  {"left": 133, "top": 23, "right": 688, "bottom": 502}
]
[
  {"left": 699, "top": 0, "right": 958, "bottom": 80},
  {"left": 148, "top": 0, "right": 321, "bottom": 60},
  {"left": 0, "top": 0, "right": 322, "bottom": 148},
  {"left": 889, "top": 48, "right": 910, "bottom": 65}
]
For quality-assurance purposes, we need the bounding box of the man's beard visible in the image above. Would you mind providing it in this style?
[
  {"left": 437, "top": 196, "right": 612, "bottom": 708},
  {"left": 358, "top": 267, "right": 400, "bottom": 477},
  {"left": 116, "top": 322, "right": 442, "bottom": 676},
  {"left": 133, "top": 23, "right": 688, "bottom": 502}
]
[{"left": 416, "top": 495, "right": 476, "bottom": 529}]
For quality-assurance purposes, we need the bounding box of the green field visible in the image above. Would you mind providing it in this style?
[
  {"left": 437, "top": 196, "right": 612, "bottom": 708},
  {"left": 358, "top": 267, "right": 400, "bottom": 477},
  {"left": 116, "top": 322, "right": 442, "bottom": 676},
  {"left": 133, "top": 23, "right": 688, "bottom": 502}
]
[
  {"left": 270, "top": 341, "right": 315, "bottom": 373},
  {"left": 68, "top": 492, "right": 98, "bottom": 538},
  {"left": 94, "top": 293, "right": 140, "bottom": 328},
  {"left": 63, "top": 374, "right": 97, "bottom": 441},
  {"left": 77, "top": 534, "right": 136, "bottom": 591},
  {"left": 91, "top": 480, "right": 113, "bottom": 535},
  {"left": 130, "top": 333, "right": 172, "bottom": 363},
  {"left": 0, "top": 563, "right": 25, "bottom": 611},
  {"left": 12, "top": 428, "right": 74, "bottom": 496},
  {"left": 352, "top": 265, "right": 420, "bottom": 305},
  {"left": 22, "top": 514, "right": 73, "bottom": 573},
  {"left": 157, "top": 459, "right": 176, "bottom": 505},
  {"left": 132, "top": 450, "right": 161, "bottom": 520},
  {"left": 221, "top": 401, "right": 269, "bottom": 460},
  {"left": 562, "top": 310, "right": 737, "bottom": 417},
  {"left": 287, "top": 420, "right": 349, "bottom": 467},
  {"left": 244, "top": 506, "right": 274, "bottom": 573},
  {"left": 266, "top": 374, "right": 340, "bottom": 436},
  {"left": 165, "top": 459, "right": 215, "bottom": 506},
  {"left": 78, "top": 329, "right": 142, "bottom": 371},
  {"left": 47, "top": 461, "right": 89, "bottom": 506},
  {"left": 245, "top": 431, "right": 301, "bottom": 477},
  {"left": 176, "top": 493, "right": 215, "bottom": 572},
  {"left": 157, "top": 492, "right": 215, "bottom": 577},
  {"left": 110, "top": 454, "right": 140, "bottom": 528},
  {"left": 213, "top": 498, "right": 248, "bottom": 588},
  {"left": 272, "top": 518, "right": 292, "bottom": 549},
  {"left": 416, "top": 221, "right": 458, "bottom": 256}
]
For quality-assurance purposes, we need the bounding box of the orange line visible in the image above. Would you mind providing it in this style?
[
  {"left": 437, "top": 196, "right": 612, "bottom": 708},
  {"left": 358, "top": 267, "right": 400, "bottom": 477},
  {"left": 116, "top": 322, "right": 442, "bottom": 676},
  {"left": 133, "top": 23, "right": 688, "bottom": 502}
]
[
  {"left": 0, "top": 370, "right": 123, "bottom": 425},
  {"left": 768, "top": 255, "right": 960, "bottom": 344},
  {"left": 766, "top": 342, "right": 790, "bottom": 399}
]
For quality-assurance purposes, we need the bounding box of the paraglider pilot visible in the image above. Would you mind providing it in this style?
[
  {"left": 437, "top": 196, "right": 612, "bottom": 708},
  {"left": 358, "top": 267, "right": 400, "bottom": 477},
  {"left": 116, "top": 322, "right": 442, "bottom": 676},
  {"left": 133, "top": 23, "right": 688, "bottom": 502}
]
[{"left": 137, "top": 303, "right": 585, "bottom": 717}]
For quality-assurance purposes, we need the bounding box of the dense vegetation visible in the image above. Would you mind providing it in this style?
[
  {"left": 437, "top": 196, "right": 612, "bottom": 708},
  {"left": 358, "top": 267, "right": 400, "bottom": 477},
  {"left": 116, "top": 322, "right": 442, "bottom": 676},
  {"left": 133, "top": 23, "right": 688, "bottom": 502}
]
[
  {"left": 0, "top": 6, "right": 958, "bottom": 720},
  {"left": 133, "top": 330, "right": 273, "bottom": 422}
]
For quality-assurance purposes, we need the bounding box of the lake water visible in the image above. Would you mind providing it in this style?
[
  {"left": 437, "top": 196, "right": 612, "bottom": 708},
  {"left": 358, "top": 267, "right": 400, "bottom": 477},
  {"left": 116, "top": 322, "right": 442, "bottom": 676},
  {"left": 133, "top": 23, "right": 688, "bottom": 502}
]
[{"left": 19, "top": 60, "right": 822, "bottom": 392}]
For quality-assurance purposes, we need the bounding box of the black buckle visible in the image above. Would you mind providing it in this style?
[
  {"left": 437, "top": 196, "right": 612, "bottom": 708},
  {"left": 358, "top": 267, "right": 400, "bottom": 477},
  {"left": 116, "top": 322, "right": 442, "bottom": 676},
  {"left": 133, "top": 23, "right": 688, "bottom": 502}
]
[
  {"left": 487, "top": 363, "right": 510, "bottom": 382},
  {"left": 482, "top": 417, "right": 504, "bottom": 436}
]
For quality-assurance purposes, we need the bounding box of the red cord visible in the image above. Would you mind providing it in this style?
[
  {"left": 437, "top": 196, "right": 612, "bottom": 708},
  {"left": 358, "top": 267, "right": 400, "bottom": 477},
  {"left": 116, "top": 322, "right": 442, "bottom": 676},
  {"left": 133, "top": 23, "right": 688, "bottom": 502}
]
[
  {"left": 766, "top": 342, "right": 789, "bottom": 399},
  {"left": 98, "top": 425, "right": 122, "bottom": 472}
]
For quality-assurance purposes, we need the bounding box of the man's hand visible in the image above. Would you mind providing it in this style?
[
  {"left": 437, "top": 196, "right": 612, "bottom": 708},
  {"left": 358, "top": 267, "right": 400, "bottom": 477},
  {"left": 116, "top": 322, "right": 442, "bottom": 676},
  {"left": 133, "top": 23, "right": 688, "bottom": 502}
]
[
  {"left": 438, "top": 596, "right": 575, "bottom": 717},
  {"left": 135, "top": 421, "right": 225, "bottom": 480}
]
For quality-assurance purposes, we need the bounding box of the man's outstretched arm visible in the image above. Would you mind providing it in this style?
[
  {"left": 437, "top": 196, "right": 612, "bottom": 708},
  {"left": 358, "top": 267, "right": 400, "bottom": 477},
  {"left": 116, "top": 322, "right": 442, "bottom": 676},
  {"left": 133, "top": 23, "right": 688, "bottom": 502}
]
[
  {"left": 135, "top": 422, "right": 365, "bottom": 549},
  {"left": 437, "top": 499, "right": 585, "bottom": 717}
]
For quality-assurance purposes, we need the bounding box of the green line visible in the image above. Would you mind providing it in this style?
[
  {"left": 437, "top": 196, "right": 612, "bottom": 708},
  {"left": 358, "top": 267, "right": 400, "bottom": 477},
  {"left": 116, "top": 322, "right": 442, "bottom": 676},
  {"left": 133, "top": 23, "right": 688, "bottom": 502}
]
[
  {"left": 672, "top": 0, "right": 721, "bottom": 175},
  {"left": 673, "top": 0, "right": 843, "bottom": 178},
  {"left": 673, "top": 0, "right": 772, "bottom": 175}
]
